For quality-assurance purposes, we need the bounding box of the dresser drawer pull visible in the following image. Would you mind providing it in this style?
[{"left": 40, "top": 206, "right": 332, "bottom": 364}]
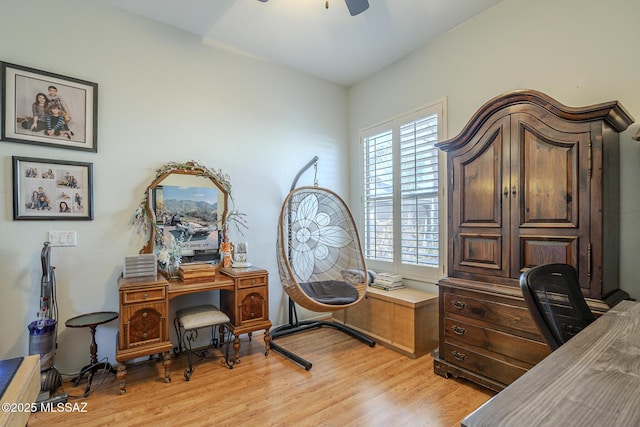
[
  {"left": 143, "top": 293, "right": 148, "bottom": 299},
  {"left": 251, "top": 279, "right": 256, "bottom": 285},
  {"left": 452, "top": 325, "right": 467, "bottom": 335},
  {"left": 451, "top": 300, "right": 466, "bottom": 310},
  {"left": 452, "top": 351, "right": 467, "bottom": 361},
  {"left": 142, "top": 311, "right": 148, "bottom": 318},
  {"left": 142, "top": 332, "right": 148, "bottom": 339}
]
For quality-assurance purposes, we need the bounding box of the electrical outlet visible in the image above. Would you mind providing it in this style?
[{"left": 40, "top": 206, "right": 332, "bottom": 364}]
[{"left": 48, "top": 231, "right": 77, "bottom": 247}]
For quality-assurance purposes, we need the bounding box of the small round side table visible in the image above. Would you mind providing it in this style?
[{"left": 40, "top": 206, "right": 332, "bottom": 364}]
[{"left": 65, "top": 311, "right": 118, "bottom": 397}]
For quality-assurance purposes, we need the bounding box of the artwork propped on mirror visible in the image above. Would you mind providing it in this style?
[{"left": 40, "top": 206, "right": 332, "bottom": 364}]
[
  {"left": 153, "top": 185, "right": 219, "bottom": 252},
  {"left": 132, "top": 161, "right": 238, "bottom": 268}
]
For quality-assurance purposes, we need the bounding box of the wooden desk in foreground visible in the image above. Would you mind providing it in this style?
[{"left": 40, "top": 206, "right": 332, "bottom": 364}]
[
  {"left": 463, "top": 300, "right": 640, "bottom": 426},
  {"left": 0, "top": 355, "right": 40, "bottom": 427}
]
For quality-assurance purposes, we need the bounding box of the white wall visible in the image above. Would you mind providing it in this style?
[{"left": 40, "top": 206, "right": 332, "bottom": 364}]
[
  {"left": 349, "top": 0, "right": 640, "bottom": 297},
  {"left": 0, "top": 0, "right": 348, "bottom": 372}
]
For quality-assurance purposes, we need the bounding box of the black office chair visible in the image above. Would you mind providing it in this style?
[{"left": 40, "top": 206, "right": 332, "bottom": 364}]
[{"left": 519, "top": 263, "right": 596, "bottom": 351}]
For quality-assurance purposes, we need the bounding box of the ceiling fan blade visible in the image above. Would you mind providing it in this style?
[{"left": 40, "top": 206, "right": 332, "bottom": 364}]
[
  {"left": 257, "top": 0, "right": 268, "bottom": 2},
  {"left": 345, "top": 0, "right": 369, "bottom": 16}
]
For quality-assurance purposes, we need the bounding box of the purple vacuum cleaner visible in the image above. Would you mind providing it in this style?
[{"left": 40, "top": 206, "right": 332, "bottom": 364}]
[{"left": 28, "top": 242, "right": 67, "bottom": 407}]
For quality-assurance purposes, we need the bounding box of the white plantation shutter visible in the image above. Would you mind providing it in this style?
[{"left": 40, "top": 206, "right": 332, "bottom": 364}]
[
  {"left": 400, "top": 114, "right": 439, "bottom": 267},
  {"left": 361, "top": 101, "right": 445, "bottom": 281},
  {"left": 363, "top": 129, "right": 394, "bottom": 262}
]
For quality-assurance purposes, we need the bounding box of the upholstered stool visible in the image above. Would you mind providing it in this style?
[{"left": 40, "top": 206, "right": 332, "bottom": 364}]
[{"left": 173, "top": 305, "right": 232, "bottom": 380}]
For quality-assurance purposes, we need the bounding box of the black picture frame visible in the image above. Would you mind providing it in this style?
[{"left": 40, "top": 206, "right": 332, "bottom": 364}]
[
  {"left": 13, "top": 156, "right": 94, "bottom": 220},
  {"left": 1, "top": 62, "right": 98, "bottom": 152}
]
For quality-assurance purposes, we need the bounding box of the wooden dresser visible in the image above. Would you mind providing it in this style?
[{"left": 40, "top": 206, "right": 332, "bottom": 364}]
[{"left": 433, "top": 90, "right": 634, "bottom": 392}]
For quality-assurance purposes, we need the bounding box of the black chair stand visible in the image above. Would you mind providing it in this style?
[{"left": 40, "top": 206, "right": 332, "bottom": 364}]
[{"left": 270, "top": 298, "right": 375, "bottom": 370}]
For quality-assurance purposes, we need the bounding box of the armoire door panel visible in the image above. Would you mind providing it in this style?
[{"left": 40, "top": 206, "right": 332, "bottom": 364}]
[
  {"left": 456, "top": 233, "right": 504, "bottom": 272},
  {"left": 512, "top": 114, "right": 589, "bottom": 230},
  {"left": 521, "top": 132, "right": 576, "bottom": 225},
  {"left": 460, "top": 133, "right": 503, "bottom": 226},
  {"left": 510, "top": 113, "right": 590, "bottom": 281},
  {"left": 518, "top": 236, "right": 578, "bottom": 275},
  {"left": 452, "top": 117, "right": 510, "bottom": 278},
  {"left": 453, "top": 118, "right": 509, "bottom": 228}
]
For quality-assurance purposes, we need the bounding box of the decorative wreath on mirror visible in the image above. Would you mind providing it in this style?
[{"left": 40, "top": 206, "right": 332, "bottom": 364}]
[{"left": 130, "top": 160, "right": 247, "bottom": 254}]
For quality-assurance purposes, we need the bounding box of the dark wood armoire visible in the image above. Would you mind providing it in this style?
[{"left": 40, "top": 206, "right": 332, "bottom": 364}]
[{"left": 433, "top": 90, "right": 634, "bottom": 392}]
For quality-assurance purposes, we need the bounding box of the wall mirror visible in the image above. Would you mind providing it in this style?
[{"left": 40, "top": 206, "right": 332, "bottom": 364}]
[{"left": 138, "top": 162, "right": 229, "bottom": 265}]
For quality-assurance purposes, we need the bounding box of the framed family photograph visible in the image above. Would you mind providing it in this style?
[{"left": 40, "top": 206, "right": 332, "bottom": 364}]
[
  {"left": 13, "top": 156, "right": 94, "bottom": 220},
  {"left": 1, "top": 62, "right": 98, "bottom": 152}
]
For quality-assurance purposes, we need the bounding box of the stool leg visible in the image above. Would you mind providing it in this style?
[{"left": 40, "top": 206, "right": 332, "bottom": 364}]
[
  {"left": 218, "top": 324, "right": 226, "bottom": 347},
  {"left": 173, "top": 317, "right": 184, "bottom": 356},
  {"left": 221, "top": 324, "right": 235, "bottom": 369},
  {"left": 210, "top": 325, "right": 219, "bottom": 348},
  {"left": 183, "top": 329, "right": 198, "bottom": 381}
]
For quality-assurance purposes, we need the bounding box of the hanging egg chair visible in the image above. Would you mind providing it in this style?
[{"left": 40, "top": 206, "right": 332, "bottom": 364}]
[
  {"left": 276, "top": 186, "right": 369, "bottom": 312},
  {"left": 270, "top": 157, "right": 375, "bottom": 370}
]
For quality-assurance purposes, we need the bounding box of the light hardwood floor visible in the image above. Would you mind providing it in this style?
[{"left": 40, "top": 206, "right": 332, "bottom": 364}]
[{"left": 28, "top": 327, "right": 494, "bottom": 427}]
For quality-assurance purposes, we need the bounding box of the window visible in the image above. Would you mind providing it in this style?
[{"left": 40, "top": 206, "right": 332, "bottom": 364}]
[{"left": 361, "top": 100, "right": 446, "bottom": 282}]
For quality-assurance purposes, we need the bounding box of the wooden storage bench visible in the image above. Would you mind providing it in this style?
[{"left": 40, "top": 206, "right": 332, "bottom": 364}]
[{"left": 332, "top": 287, "right": 438, "bottom": 358}]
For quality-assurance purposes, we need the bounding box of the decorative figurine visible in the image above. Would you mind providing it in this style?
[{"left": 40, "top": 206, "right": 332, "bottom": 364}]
[{"left": 221, "top": 241, "right": 232, "bottom": 268}]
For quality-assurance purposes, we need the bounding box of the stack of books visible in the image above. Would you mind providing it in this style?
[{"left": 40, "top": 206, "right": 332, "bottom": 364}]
[
  {"left": 179, "top": 262, "right": 217, "bottom": 282},
  {"left": 371, "top": 273, "right": 404, "bottom": 291}
]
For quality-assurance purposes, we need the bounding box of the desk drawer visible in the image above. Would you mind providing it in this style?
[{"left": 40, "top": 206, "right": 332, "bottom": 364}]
[
  {"left": 122, "top": 287, "right": 166, "bottom": 305},
  {"left": 237, "top": 275, "right": 267, "bottom": 289},
  {"left": 444, "top": 317, "right": 549, "bottom": 365},
  {"left": 442, "top": 342, "right": 527, "bottom": 386},
  {"left": 444, "top": 292, "right": 539, "bottom": 335}
]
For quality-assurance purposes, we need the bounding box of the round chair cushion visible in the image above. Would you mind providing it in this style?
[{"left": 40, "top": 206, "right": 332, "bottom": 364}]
[
  {"left": 299, "top": 280, "right": 358, "bottom": 305},
  {"left": 177, "top": 304, "right": 230, "bottom": 330}
]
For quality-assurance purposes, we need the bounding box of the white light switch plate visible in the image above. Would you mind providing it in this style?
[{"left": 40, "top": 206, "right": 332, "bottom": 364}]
[{"left": 48, "top": 231, "right": 77, "bottom": 247}]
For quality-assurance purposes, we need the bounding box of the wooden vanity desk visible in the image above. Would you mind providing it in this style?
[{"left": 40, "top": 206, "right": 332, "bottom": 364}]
[{"left": 116, "top": 268, "right": 270, "bottom": 393}]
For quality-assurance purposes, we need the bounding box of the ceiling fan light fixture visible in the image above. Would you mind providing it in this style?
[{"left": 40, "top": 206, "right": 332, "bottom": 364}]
[
  {"left": 256, "top": 0, "right": 369, "bottom": 16},
  {"left": 345, "top": 0, "right": 369, "bottom": 16}
]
